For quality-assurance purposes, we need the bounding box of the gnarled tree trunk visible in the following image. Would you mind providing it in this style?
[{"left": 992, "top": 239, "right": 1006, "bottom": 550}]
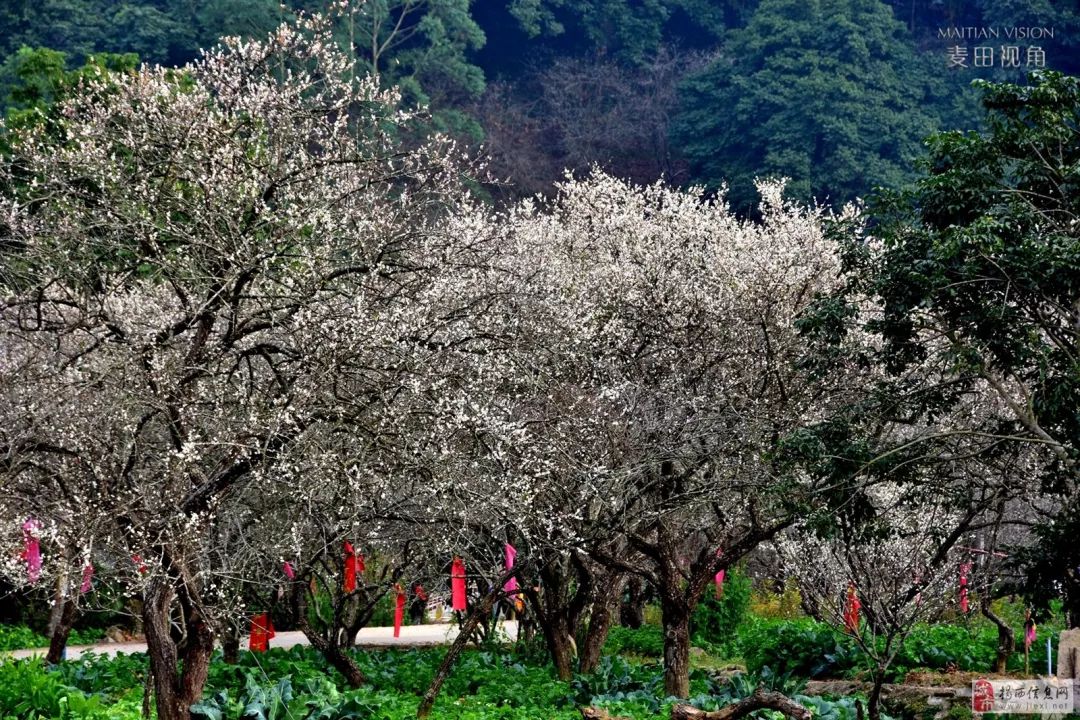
[
  {"left": 291, "top": 576, "right": 366, "bottom": 688},
  {"left": 580, "top": 572, "right": 624, "bottom": 674},
  {"left": 981, "top": 604, "right": 1014, "bottom": 673},
  {"left": 143, "top": 576, "right": 215, "bottom": 720},
  {"left": 671, "top": 686, "right": 811, "bottom": 720},
  {"left": 525, "top": 554, "right": 591, "bottom": 681},
  {"left": 661, "top": 594, "right": 692, "bottom": 698}
]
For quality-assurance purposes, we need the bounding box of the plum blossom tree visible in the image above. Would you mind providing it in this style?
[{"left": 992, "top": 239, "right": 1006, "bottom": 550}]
[
  {"left": 0, "top": 13, "right": 481, "bottom": 719},
  {"left": 776, "top": 477, "right": 989, "bottom": 720},
  {"left": 433, "top": 171, "right": 852, "bottom": 696}
]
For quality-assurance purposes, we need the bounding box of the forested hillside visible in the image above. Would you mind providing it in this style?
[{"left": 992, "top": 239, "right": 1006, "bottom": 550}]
[{"left": 2, "top": 0, "right": 1077, "bottom": 207}]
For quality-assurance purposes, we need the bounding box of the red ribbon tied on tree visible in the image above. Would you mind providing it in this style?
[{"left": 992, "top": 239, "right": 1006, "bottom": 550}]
[
  {"left": 1024, "top": 608, "right": 1036, "bottom": 650},
  {"left": 504, "top": 543, "right": 518, "bottom": 595},
  {"left": 80, "top": 563, "right": 94, "bottom": 594},
  {"left": 21, "top": 518, "right": 41, "bottom": 585},
  {"left": 249, "top": 613, "right": 275, "bottom": 652},
  {"left": 451, "top": 556, "right": 467, "bottom": 611},
  {"left": 843, "top": 583, "right": 861, "bottom": 633},
  {"left": 393, "top": 584, "right": 406, "bottom": 638},
  {"left": 343, "top": 542, "right": 359, "bottom": 593},
  {"left": 959, "top": 562, "right": 972, "bottom": 614}
]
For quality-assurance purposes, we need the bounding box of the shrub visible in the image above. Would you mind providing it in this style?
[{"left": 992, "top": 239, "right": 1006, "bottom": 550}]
[
  {"left": 604, "top": 625, "right": 664, "bottom": 657},
  {"left": 691, "top": 567, "right": 752, "bottom": 649},
  {"left": 0, "top": 658, "right": 113, "bottom": 719},
  {"left": 739, "top": 617, "right": 861, "bottom": 678},
  {"left": 750, "top": 578, "right": 805, "bottom": 620},
  {"left": 0, "top": 624, "right": 47, "bottom": 651},
  {"left": 0, "top": 624, "right": 107, "bottom": 652}
]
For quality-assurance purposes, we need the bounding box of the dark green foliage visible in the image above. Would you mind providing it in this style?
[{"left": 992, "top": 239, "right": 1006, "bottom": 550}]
[
  {"left": 0, "top": 656, "right": 143, "bottom": 719},
  {"left": 0, "top": 0, "right": 486, "bottom": 139},
  {"left": 690, "top": 567, "right": 752, "bottom": 648},
  {"left": 604, "top": 625, "right": 665, "bottom": 656},
  {"left": 568, "top": 655, "right": 667, "bottom": 712},
  {"left": 734, "top": 616, "right": 1055, "bottom": 682},
  {"left": 739, "top": 617, "right": 861, "bottom": 678},
  {"left": 194, "top": 0, "right": 289, "bottom": 53},
  {"left": 0, "top": 47, "right": 138, "bottom": 132},
  {"left": 1013, "top": 512, "right": 1080, "bottom": 622},
  {"left": 0, "top": 625, "right": 106, "bottom": 652},
  {"left": 54, "top": 651, "right": 149, "bottom": 695},
  {"left": 836, "top": 71, "right": 1080, "bottom": 623},
  {"left": 975, "top": 0, "right": 1080, "bottom": 76},
  {"left": 0, "top": 0, "right": 193, "bottom": 66},
  {"left": 509, "top": 0, "right": 674, "bottom": 65},
  {"left": 864, "top": 71, "right": 1080, "bottom": 399},
  {"left": 671, "top": 0, "right": 957, "bottom": 210}
]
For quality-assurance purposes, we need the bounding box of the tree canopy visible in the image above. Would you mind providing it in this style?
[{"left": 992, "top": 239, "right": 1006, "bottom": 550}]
[
  {"left": 804, "top": 70, "right": 1080, "bottom": 623},
  {"left": 672, "top": 0, "right": 963, "bottom": 210}
]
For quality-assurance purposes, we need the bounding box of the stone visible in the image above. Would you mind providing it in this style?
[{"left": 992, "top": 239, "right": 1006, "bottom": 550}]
[{"left": 1058, "top": 629, "right": 1080, "bottom": 680}]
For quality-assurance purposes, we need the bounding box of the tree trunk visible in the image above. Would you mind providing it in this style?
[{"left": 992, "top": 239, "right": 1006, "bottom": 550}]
[
  {"left": 580, "top": 579, "right": 622, "bottom": 674},
  {"left": 222, "top": 622, "right": 240, "bottom": 665},
  {"left": 143, "top": 577, "right": 215, "bottom": 720},
  {"left": 526, "top": 555, "right": 591, "bottom": 681},
  {"left": 45, "top": 596, "right": 76, "bottom": 664},
  {"left": 326, "top": 644, "right": 366, "bottom": 687},
  {"left": 662, "top": 596, "right": 692, "bottom": 698},
  {"left": 417, "top": 580, "right": 501, "bottom": 718},
  {"left": 981, "top": 604, "right": 1014, "bottom": 673},
  {"left": 621, "top": 576, "right": 647, "bottom": 629},
  {"left": 292, "top": 577, "right": 366, "bottom": 688},
  {"left": 655, "top": 516, "right": 703, "bottom": 700},
  {"left": 542, "top": 615, "right": 576, "bottom": 681},
  {"left": 867, "top": 673, "right": 885, "bottom": 720}
]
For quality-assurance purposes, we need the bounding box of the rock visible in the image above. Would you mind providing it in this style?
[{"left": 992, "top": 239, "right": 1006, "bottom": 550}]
[
  {"left": 1058, "top": 629, "right": 1080, "bottom": 680},
  {"left": 690, "top": 647, "right": 707, "bottom": 658},
  {"left": 581, "top": 707, "right": 630, "bottom": 720}
]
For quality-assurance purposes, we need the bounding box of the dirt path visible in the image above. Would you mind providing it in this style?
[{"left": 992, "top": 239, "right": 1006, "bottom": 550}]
[{"left": 5, "top": 620, "right": 520, "bottom": 661}]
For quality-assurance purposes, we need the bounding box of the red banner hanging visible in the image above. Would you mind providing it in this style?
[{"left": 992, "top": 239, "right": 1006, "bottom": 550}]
[
  {"left": 394, "top": 584, "right": 406, "bottom": 638},
  {"left": 1024, "top": 608, "right": 1036, "bottom": 650},
  {"left": 843, "top": 583, "right": 861, "bottom": 633},
  {"left": 959, "top": 562, "right": 972, "bottom": 614},
  {"left": 79, "top": 563, "right": 94, "bottom": 594},
  {"left": 451, "top": 556, "right": 467, "bottom": 611},
  {"left": 504, "top": 543, "right": 518, "bottom": 595},
  {"left": 22, "top": 518, "right": 41, "bottom": 585},
  {"left": 344, "top": 542, "right": 357, "bottom": 593},
  {"left": 249, "top": 613, "right": 275, "bottom": 652}
]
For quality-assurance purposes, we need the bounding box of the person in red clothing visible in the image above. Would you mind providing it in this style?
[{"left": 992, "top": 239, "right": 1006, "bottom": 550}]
[{"left": 410, "top": 581, "right": 428, "bottom": 624}]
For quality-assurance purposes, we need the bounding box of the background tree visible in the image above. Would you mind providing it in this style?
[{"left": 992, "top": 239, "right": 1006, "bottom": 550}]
[
  {"left": 818, "top": 70, "right": 1080, "bottom": 626},
  {"left": 671, "top": 0, "right": 964, "bottom": 210}
]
